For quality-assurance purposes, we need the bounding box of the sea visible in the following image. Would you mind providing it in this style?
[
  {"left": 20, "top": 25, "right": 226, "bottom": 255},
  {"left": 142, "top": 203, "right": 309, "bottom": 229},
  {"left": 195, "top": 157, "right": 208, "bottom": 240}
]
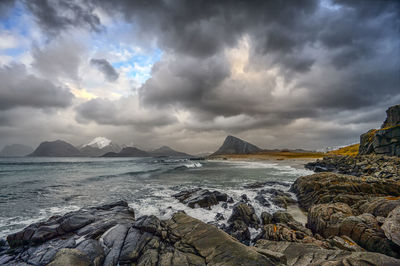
[{"left": 0, "top": 157, "right": 312, "bottom": 239}]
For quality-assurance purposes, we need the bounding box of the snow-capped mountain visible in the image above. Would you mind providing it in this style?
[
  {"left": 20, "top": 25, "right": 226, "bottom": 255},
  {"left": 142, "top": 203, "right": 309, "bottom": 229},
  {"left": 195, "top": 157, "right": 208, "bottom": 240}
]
[
  {"left": 84, "top": 137, "right": 112, "bottom": 149},
  {"left": 79, "top": 137, "right": 121, "bottom": 156}
]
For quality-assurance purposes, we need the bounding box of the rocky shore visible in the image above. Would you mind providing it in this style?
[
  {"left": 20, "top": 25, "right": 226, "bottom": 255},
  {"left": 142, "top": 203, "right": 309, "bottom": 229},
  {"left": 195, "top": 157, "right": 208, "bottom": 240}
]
[{"left": 1, "top": 157, "right": 400, "bottom": 266}]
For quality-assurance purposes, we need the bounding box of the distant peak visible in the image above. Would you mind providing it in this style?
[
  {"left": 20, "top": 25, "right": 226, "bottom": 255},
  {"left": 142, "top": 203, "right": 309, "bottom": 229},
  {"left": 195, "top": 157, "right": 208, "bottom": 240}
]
[{"left": 84, "top": 137, "right": 112, "bottom": 149}]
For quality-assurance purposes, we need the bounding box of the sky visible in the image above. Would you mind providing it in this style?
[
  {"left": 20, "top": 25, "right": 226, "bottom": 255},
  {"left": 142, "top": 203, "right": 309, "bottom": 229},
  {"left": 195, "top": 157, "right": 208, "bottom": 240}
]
[{"left": 0, "top": 0, "right": 399, "bottom": 154}]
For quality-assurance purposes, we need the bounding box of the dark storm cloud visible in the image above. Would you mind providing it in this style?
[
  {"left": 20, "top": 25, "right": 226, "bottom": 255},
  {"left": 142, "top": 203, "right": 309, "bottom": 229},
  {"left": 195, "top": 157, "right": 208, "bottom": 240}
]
[
  {"left": 24, "top": 0, "right": 101, "bottom": 36},
  {"left": 16, "top": 0, "right": 400, "bottom": 147},
  {"left": 75, "top": 97, "right": 176, "bottom": 128},
  {"left": 0, "top": 0, "right": 15, "bottom": 16},
  {"left": 0, "top": 64, "right": 74, "bottom": 111},
  {"left": 90, "top": 59, "right": 119, "bottom": 82}
]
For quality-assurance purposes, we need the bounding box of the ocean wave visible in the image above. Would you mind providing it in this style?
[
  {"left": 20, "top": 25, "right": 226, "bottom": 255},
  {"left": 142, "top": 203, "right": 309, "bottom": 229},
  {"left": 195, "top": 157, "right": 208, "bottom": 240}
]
[
  {"left": 84, "top": 168, "right": 162, "bottom": 182},
  {"left": 173, "top": 162, "right": 202, "bottom": 170}
]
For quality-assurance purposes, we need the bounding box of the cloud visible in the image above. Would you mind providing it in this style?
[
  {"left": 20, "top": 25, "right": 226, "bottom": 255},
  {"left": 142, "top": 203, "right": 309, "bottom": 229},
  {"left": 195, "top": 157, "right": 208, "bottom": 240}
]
[
  {"left": 31, "top": 37, "right": 85, "bottom": 81},
  {"left": 90, "top": 58, "right": 119, "bottom": 82},
  {"left": 0, "top": 0, "right": 399, "bottom": 152},
  {"left": 75, "top": 96, "right": 177, "bottom": 129},
  {"left": 0, "top": 63, "right": 74, "bottom": 110},
  {"left": 24, "top": 0, "right": 101, "bottom": 36}
]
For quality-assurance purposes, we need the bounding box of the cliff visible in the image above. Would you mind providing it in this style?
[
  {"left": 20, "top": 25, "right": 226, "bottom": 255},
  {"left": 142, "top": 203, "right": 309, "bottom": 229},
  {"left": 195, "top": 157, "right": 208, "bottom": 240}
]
[{"left": 359, "top": 105, "right": 400, "bottom": 157}]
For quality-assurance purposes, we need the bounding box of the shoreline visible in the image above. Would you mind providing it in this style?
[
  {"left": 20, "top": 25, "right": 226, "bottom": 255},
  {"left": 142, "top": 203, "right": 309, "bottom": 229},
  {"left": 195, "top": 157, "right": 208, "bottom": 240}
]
[{"left": 1, "top": 154, "right": 400, "bottom": 265}]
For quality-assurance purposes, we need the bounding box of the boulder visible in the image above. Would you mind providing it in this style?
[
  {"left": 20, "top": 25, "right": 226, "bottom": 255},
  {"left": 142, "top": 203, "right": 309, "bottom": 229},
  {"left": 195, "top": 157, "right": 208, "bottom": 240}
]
[
  {"left": 228, "top": 202, "right": 260, "bottom": 228},
  {"left": 382, "top": 205, "right": 400, "bottom": 246},
  {"left": 172, "top": 188, "right": 228, "bottom": 208}
]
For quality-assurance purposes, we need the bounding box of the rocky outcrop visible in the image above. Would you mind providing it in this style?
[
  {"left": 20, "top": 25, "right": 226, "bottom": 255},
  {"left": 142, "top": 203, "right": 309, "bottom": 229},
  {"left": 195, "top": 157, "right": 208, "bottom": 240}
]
[
  {"left": 305, "top": 155, "right": 400, "bottom": 179},
  {"left": 290, "top": 172, "right": 400, "bottom": 210},
  {"left": 290, "top": 172, "right": 400, "bottom": 259},
  {"left": 0, "top": 144, "right": 33, "bottom": 157},
  {"left": 307, "top": 203, "right": 400, "bottom": 258},
  {"left": 28, "top": 140, "right": 82, "bottom": 157},
  {"left": 254, "top": 240, "right": 400, "bottom": 266},
  {"left": 172, "top": 188, "right": 228, "bottom": 208},
  {"left": 0, "top": 201, "right": 284, "bottom": 266},
  {"left": 211, "top": 135, "right": 262, "bottom": 156},
  {"left": 359, "top": 104, "right": 400, "bottom": 157}
]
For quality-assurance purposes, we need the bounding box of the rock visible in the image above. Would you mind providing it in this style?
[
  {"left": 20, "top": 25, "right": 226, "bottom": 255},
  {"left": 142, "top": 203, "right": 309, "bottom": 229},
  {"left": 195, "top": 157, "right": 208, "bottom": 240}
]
[
  {"left": 255, "top": 240, "right": 400, "bottom": 266},
  {"left": 382, "top": 205, "right": 400, "bottom": 246},
  {"left": 172, "top": 188, "right": 228, "bottom": 208},
  {"left": 290, "top": 172, "right": 400, "bottom": 210},
  {"left": 307, "top": 203, "right": 400, "bottom": 258},
  {"left": 260, "top": 212, "right": 272, "bottom": 225},
  {"left": 225, "top": 220, "right": 251, "bottom": 245},
  {"left": 359, "top": 105, "right": 400, "bottom": 157},
  {"left": 241, "top": 194, "right": 250, "bottom": 203},
  {"left": 47, "top": 248, "right": 91, "bottom": 266},
  {"left": 254, "top": 195, "right": 271, "bottom": 207},
  {"left": 328, "top": 235, "right": 364, "bottom": 252},
  {"left": 259, "top": 188, "right": 296, "bottom": 209},
  {"left": 307, "top": 203, "right": 354, "bottom": 237},
  {"left": 215, "top": 213, "right": 225, "bottom": 221},
  {"left": 228, "top": 202, "right": 260, "bottom": 228},
  {"left": 2, "top": 202, "right": 284, "bottom": 266},
  {"left": 352, "top": 196, "right": 400, "bottom": 217},
  {"left": 304, "top": 154, "right": 400, "bottom": 179}
]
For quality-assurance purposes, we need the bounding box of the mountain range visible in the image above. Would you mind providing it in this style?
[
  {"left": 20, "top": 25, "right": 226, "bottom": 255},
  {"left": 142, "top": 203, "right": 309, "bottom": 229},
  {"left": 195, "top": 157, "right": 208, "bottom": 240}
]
[
  {"left": 26, "top": 137, "right": 192, "bottom": 157},
  {"left": 10, "top": 135, "right": 261, "bottom": 158}
]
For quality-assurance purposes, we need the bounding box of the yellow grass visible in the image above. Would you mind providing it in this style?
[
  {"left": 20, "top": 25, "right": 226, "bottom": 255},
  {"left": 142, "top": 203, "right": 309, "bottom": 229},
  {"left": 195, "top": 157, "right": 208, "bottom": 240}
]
[
  {"left": 327, "top": 144, "right": 359, "bottom": 157},
  {"left": 210, "top": 150, "right": 324, "bottom": 160}
]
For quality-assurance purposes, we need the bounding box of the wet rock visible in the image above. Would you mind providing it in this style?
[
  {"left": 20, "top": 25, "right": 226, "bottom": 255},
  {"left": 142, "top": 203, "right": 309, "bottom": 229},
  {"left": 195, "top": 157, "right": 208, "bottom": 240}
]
[
  {"left": 240, "top": 194, "right": 250, "bottom": 202},
  {"left": 259, "top": 188, "right": 296, "bottom": 209},
  {"left": 260, "top": 212, "right": 272, "bottom": 225},
  {"left": 255, "top": 240, "right": 400, "bottom": 266},
  {"left": 215, "top": 213, "right": 225, "bottom": 221},
  {"left": 382, "top": 205, "right": 400, "bottom": 246},
  {"left": 225, "top": 220, "right": 251, "bottom": 245},
  {"left": 244, "top": 181, "right": 291, "bottom": 189},
  {"left": 6, "top": 201, "right": 134, "bottom": 249},
  {"left": 172, "top": 188, "right": 228, "bottom": 208},
  {"left": 228, "top": 202, "right": 260, "bottom": 228},
  {"left": 254, "top": 194, "right": 271, "bottom": 207},
  {"left": 2, "top": 201, "right": 282, "bottom": 266}
]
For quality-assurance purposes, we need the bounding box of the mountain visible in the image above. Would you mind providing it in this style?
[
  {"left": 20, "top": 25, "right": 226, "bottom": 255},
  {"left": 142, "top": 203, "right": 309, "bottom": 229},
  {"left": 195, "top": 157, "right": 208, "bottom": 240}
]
[
  {"left": 149, "top": 146, "right": 191, "bottom": 157},
  {"left": 102, "top": 147, "right": 150, "bottom": 157},
  {"left": 0, "top": 144, "right": 33, "bottom": 157},
  {"left": 29, "top": 140, "right": 82, "bottom": 157},
  {"left": 211, "top": 135, "right": 262, "bottom": 156},
  {"left": 79, "top": 137, "right": 121, "bottom": 156}
]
